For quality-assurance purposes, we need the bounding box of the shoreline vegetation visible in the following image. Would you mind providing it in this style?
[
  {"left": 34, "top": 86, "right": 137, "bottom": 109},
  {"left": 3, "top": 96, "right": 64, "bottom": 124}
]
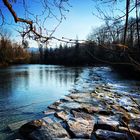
[{"left": 1, "top": 17, "right": 140, "bottom": 75}]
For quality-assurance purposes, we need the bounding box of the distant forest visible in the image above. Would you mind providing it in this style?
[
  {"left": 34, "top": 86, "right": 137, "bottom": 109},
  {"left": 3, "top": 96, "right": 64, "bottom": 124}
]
[
  {"left": 30, "top": 41, "right": 97, "bottom": 65},
  {"left": 0, "top": 16, "right": 140, "bottom": 67},
  {"left": 30, "top": 17, "right": 140, "bottom": 67}
]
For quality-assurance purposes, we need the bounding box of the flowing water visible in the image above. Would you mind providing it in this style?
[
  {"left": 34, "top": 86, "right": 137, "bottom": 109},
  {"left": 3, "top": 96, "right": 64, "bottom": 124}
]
[{"left": 0, "top": 65, "right": 140, "bottom": 139}]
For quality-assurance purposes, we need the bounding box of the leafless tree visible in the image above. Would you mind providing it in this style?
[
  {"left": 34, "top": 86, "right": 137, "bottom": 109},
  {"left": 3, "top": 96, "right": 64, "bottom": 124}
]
[
  {"left": 1, "top": 0, "right": 70, "bottom": 44},
  {"left": 135, "top": 0, "right": 140, "bottom": 48},
  {"left": 92, "top": 0, "right": 140, "bottom": 46},
  {"left": 124, "top": 0, "right": 130, "bottom": 45}
]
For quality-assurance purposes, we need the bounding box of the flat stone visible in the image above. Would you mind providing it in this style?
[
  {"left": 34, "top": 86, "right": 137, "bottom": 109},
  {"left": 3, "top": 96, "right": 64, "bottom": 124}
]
[
  {"left": 71, "top": 110, "right": 93, "bottom": 120},
  {"left": 118, "top": 126, "right": 140, "bottom": 138},
  {"left": 20, "top": 121, "right": 70, "bottom": 140},
  {"left": 43, "top": 109, "right": 55, "bottom": 115},
  {"left": 55, "top": 111, "right": 69, "bottom": 121},
  {"left": 42, "top": 122, "right": 70, "bottom": 139},
  {"left": 8, "top": 120, "right": 28, "bottom": 131},
  {"left": 118, "top": 97, "right": 133, "bottom": 109},
  {"left": 60, "top": 96, "right": 74, "bottom": 102},
  {"left": 67, "top": 93, "right": 102, "bottom": 105},
  {"left": 94, "top": 115, "right": 120, "bottom": 131},
  {"left": 48, "top": 101, "right": 62, "bottom": 110},
  {"left": 94, "top": 129, "right": 128, "bottom": 140},
  {"left": 129, "top": 118, "right": 140, "bottom": 131},
  {"left": 42, "top": 116, "right": 54, "bottom": 124},
  {"left": 112, "top": 105, "right": 131, "bottom": 123},
  {"left": 73, "top": 97, "right": 99, "bottom": 105},
  {"left": 81, "top": 105, "right": 101, "bottom": 114},
  {"left": 66, "top": 118, "right": 94, "bottom": 138},
  {"left": 60, "top": 102, "right": 82, "bottom": 110},
  {"left": 71, "top": 103, "right": 102, "bottom": 115},
  {"left": 29, "top": 125, "right": 68, "bottom": 140},
  {"left": 129, "top": 113, "right": 140, "bottom": 119},
  {"left": 67, "top": 93, "right": 90, "bottom": 100},
  {"left": 130, "top": 107, "right": 140, "bottom": 114}
]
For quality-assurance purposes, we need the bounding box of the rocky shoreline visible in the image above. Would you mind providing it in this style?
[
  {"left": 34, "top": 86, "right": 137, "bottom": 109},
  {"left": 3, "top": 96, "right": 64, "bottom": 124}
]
[{"left": 11, "top": 83, "right": 140, "bottom": 140}]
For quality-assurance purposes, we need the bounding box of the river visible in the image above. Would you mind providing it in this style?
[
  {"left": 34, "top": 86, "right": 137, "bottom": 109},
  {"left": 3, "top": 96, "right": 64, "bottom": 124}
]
[{"left": 0, "top": 65, "right": 140, "bottom": 139}]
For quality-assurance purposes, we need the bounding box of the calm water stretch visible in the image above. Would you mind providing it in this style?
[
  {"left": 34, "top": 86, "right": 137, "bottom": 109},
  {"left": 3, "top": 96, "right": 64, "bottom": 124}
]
[{"left": 0, "top": 65, "right": 140, "bottom": 139}]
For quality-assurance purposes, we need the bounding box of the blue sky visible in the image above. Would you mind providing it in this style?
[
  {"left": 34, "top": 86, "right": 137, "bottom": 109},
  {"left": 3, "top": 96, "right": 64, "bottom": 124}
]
[
  {"left": 0, "top": 0, "right": 132, "bottom": 47},
  {"left": 53, "top": 0, "right": 104, "bottom": 40},
  {"left": 0, "top": 0, "right": 104, "bottom": 46},
  {"left": 53, "top": 0, "right": 101, "bottom": 39}
]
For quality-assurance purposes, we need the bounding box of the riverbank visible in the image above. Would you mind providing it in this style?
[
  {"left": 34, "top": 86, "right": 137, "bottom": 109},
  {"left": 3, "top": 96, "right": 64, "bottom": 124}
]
[
  {"left": 3, "top": 66, "right": 140, "bottom": 140},
  {"left": 9, "top": 84, "right": 140, "bottom": 139}
]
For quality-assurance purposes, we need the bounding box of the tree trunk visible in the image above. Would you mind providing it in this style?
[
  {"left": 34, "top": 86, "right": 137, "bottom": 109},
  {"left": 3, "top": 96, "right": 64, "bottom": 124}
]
[
  {"left": 124, "top": 0, "right": 130, "bottom": 45},
  {"left": 135, "top": 0, "right": 140, "bottom": 48}
]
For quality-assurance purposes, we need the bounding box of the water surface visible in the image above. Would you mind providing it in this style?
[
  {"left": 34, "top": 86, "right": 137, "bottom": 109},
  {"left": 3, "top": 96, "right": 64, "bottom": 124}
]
[
  {"left": 0, "top": 65, "right": 140, "bottom": 139},
  {"left": 0, "top": 65, "right": 82, "bottom": 138}
]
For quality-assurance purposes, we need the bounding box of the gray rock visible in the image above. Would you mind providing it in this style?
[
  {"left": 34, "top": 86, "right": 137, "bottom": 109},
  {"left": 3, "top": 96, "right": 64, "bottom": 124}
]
[
  {"left": 43, "top": 109, "right": 55, "bottom": 115},
  {"left": 44, "top": 122, "right": 70, "bottom": 138},
  {"left": 93, "top": 129, "right": 128, "bottom": 140},
  {"left": 29, "top": 123, "right": 70, "bottom": 140},
  {"left": 20, "top": 121, "right": 70, "bottom": 140},
  {"left": 81, "top": 105, "right": 101, "bottom": 114},
  {"left": 60, "top": 102, "right": 82, "bottom": 110},
  {"left": 70, "top": 103, "right": 101, "bottom": 114},
  {"left": 66, "top": 118, "right": 94, "bottom": 138},
  {"left": 118, "top": 126, "right": 140, "bottom": 139},
  {"left": 129, "top": 118, "right": 140, "bottom": 131},
  {"left": 67, "top": 93, "right": 90, "bottom": 100},
  {"left": 48, "top": 100, "right": 62, "bottom": 111},
  {"left": 94, "top": 115, "right": 119, "bottom": 131},
  {"left": 42, "top": 116, "right": 54, "bottom": 124},
  {"left": 71, "top": 110, "right": 93, "bottom": 120},
  {"left": 55, "top": 111, "right": 69, "bottom": 121},
  {"left": 60, "top": 96, "right": 74, "bottom": 102}
]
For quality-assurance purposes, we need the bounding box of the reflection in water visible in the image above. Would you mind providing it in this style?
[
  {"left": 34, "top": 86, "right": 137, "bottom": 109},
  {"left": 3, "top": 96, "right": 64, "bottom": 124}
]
[
  {"left": 1, "top": 65, "right": 140, "bottom": 140},
  {"left": 39, "top": 67, "right": 43, "bottom": 84},
  {"left": 0, "top": 65, "right": 82, "bottom": 138},
  {"left": 43, "top": 67, "right": 80, "bottom": 87}
]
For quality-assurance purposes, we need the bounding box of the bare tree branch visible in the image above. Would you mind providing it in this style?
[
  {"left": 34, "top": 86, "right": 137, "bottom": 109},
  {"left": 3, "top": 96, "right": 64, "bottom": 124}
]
[
  {"left": 0, "top": 9, "right": 4, "bottom": 26},
  {"left": 1, "top": 0, "right": 71, "bottom": 44},
  {"left": 3, "top": 0, "right": 33, "bottom": 29}
]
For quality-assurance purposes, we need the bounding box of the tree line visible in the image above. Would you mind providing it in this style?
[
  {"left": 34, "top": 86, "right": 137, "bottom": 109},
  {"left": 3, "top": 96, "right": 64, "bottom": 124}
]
[
  {"left": 0, "top": 0, "right": 139, "bottom": 68},
  {"left": 30, "top": 41, "right": 99, "bottom": 65},
  {"left": 29, "top": 15, "right": 140, "bottom": 66},
  {"left": 0, "top": 29, "right": 30, "bottom": 66},
  {"left": 87, "top": 16, "right": 140, "bottom": 66},
  {"left": 1, "top": 14, "right": 139, "bottom": 67}
]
